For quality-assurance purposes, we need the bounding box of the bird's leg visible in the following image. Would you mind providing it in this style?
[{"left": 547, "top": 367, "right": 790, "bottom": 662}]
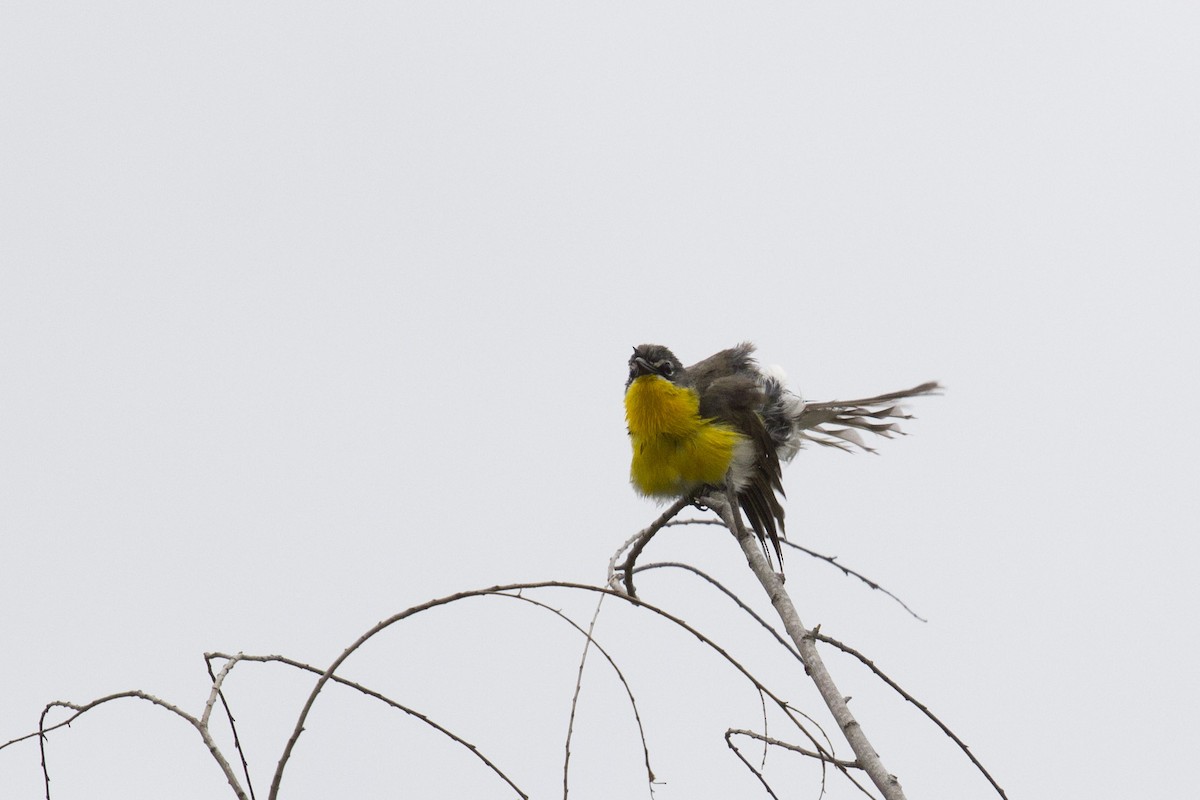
[{"left": 690, "top": 484, "right": 721, "bottom": 514}]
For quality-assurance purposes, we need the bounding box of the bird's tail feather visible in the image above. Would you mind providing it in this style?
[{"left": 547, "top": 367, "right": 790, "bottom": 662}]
[{"left": 791, "top": 381, "right": 942, "bottom": 455}]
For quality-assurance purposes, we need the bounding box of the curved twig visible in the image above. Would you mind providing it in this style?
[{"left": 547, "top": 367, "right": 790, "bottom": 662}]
[
  {"left": 15, "top": 578, "right": 939, "bottom": 800},
  {"left": 635, "top": 562, "right": 800, "bottom": 659},
  {"left": 205, "top": 652, "right": 528, "bottom": 798},
  {"left": 724, "top": 729, "right": 782, "bottom": 800},
  {"left": 608, "top": 496, "right": 694, "bottom": 598},
  {"left": 36, "top": 691, "right": 249, "bottom": 800},
  {"left": 488, "top": 593, "right": 655, "bottom": 797},
  {"left": 268, "top": 581, "right": 839, "bottom": 800}
]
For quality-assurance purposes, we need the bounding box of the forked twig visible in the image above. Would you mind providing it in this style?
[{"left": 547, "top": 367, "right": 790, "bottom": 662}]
[
  {"left": 724, "top": 729, "right": 782, "bottom": 800},
  {"left": 727, "top": 728, "right": 859, "bottom": 768},
  {"left": 727, "top": 728, "right": 879, "bottom": 800},
  {"left": 35, "top": 691, "right": 250, "bottom": 800},
  {"left": 204, "top": 656, "right": 257, "bottom": 800},
  {"left": 608, "top": 496, "right": 694, "bottom": 597},
  {"left": 708, "top": 488, "right": 908, "bottom": 800}
]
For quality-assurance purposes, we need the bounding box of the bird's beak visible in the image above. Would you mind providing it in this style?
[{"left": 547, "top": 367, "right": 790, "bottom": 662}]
[{"left": 630, "top": 356, "right": 655, "bottom": 378}]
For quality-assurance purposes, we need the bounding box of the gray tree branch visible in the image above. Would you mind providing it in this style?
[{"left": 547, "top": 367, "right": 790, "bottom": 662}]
[{"left": 707, "top": 489, "right": 907, "bottom": 800}]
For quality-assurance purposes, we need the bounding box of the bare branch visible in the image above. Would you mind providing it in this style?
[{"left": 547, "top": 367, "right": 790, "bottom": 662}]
[
  {"left": 35, "top": 691, "right": 249, "bottom": 800},
  {"left": 205, "top": 652, "right": 528, "bottom": 799},
  {"left": 202, "top": 655, "right": 239, "bottom": 729},
  {"left": 14, "top": 577, "right": 952, "bottom": 800},
  {"left": 608, "top": 495, "right": 694, "bottom": 598},
  {"left": 707, "top": 489, "right": 908, "bottom": 800},
  {"left": 631, "top": 560, "right": 839, "bottom": 764},
  {"left": 782, "top": 541, "right": 927, "bottom": 622},
  {"left": 634, "top": 561, "right": 799, "bottom": 659},
  {"left": 724, "top": 729, "right": 782, "bottom": 800},
  {"left": 810, "top": 632, "right": 1008, "bottom": 799},
  {"left": 727, "top": 728, "right": 881, "bottom": 800},
  {"left": 664, "top": 518, "right": 926, "bottom": 622},
  {"left": 486, "top": 593, "right": 655, "bottom": 798},
  {"left": 562, "top": 599, "right": 600, "bottom": 799},
  {"left": 204, "top": 655, "right": 258, "bottom": 800},
  {"left": 731, "top": 723, "right": 883, "bottom": 800},
  {"left": 268, "top": 581, "right": 841, "bottom": 800},
  {"left": 0, "top": 731, "right": 42, "bottom": 751},
  {"left": 727, "top": 728, "right": 859, "bottom": 769}
]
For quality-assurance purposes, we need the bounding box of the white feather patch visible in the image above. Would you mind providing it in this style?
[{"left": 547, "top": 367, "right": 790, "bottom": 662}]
[{"left": 727, "top": 438, "right": 757, "bottom": 491}]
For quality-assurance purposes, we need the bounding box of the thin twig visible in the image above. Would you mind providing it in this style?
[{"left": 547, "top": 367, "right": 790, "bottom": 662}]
[
  {"left": 488, "top": 593, "right": 655, "bottom": 798},
  {"left": 202, "top": 656, "right": 239, "bottom": 729},
  {"left": 727, "top": 728, "right": 859, "bottom": 769},
  {"left": 635, "top": 562, "right": 800, "bottom": 659},
  {"left": 738, "top": 728, "right": 881, "bottom": 800},
  {"left": 724, "top": 729, "right": 782, "bottom": 800},
  {"left": 563, "top": 596, "right": 599, "bottom": 799},
  {"left": 811, "top": 632, "right": 1008, "bottom": 799},
  {"left": 665, "top": 518, "right": 926, "bottom": 622},
  {"left": 495, "top": 587, "right": 835, "bottom": 791},
  {"left": 204, "top": 655, "right": 258, "bottom": 800},
  {"left": 784, "top": 541, "right": 927, "bottom": 622},
  {"left": 38, "top": 707, "right": 49, "bottom": 800},
  {"left": 727, "top": 728, "right": 884, "bottom": 800}
]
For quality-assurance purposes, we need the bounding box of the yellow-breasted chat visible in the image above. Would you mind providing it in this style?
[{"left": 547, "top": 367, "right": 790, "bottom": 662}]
[{"left": 624, "top": 342, "right": 940, "bottom": 567}]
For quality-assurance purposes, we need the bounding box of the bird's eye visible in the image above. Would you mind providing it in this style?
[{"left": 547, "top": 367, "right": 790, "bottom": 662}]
[{"left": 659, "top": 362, "right": 675, "bottom": 377}]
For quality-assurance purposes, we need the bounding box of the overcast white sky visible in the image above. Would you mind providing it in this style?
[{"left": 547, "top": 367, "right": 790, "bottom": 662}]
[{"left": 2, "top": 2, "right": 1198, "bottom": 798}]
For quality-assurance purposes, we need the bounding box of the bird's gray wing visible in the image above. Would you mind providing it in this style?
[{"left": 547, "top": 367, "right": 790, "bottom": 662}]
[{"left": 685, "top": 342, "right": 758, "bottom": 395}]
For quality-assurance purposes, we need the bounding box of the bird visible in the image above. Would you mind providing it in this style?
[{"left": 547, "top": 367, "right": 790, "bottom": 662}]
[{"left": 624, "top": 342, "right": 939, "bottom": 567}]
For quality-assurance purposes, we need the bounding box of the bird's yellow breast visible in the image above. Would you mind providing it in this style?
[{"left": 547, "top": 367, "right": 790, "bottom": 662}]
[{"left": 624, "top": 375, "right": 742, "bottom": 496}]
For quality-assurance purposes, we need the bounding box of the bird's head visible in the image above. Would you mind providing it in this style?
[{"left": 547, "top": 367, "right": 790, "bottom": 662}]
[{"left": 627, "top": 344, "right": 685, "bottom": 388}]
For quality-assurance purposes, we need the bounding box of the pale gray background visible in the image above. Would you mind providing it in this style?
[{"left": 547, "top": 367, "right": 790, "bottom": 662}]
[{"left": 2, "top": 2, "right": 1197, "bottom": 798}]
